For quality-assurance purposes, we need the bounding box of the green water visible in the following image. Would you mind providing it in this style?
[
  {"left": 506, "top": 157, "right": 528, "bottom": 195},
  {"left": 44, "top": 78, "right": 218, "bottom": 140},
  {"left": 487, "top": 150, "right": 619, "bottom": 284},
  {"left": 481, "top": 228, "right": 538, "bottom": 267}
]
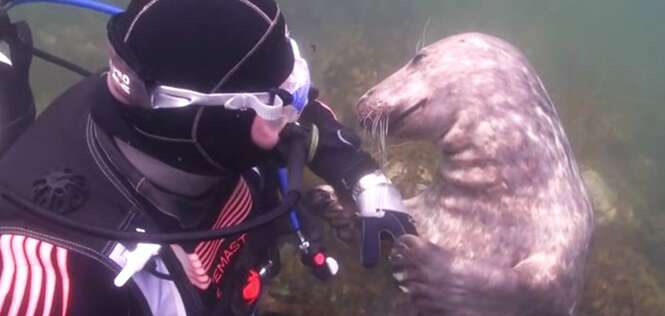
[{"left": 9, "top": 0, "right": 665, "bottom": 315}]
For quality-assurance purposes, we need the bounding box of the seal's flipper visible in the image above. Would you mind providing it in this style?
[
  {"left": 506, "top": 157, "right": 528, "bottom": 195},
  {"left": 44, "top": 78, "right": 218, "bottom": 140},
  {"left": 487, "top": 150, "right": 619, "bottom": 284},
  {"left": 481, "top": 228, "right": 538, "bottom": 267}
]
[
  {"left": 361, "top": 210, "right": 418, "bottom": 268},
  {"left": 391, "top": 235, "right": 573, "bottom": 315}
]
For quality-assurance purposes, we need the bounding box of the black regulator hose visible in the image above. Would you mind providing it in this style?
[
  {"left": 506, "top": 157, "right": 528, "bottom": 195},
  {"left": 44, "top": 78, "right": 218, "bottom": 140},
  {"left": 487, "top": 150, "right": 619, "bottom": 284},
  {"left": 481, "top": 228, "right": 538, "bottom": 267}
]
[
  {"left": 0, "top": 185, "right": 300, "bottom": 243},
  {"left": 0, "top": 122, "right": 310, "bottom": 243},
  {"left": 31, "top": 45, "right": 92, "bottom": 77},
  {"left": 281, "top": 122, "right": 308, "bottom": 193}
]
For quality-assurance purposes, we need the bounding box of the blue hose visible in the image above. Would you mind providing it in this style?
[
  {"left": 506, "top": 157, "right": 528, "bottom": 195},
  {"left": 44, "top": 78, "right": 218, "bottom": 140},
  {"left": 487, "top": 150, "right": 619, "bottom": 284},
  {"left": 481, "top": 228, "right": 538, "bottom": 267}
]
[
  {"left": 10, "top": 0, "right": 122, "bottom": 15},
  {"left": 278, "top": 168, "right": 301, "bottom": 231}
]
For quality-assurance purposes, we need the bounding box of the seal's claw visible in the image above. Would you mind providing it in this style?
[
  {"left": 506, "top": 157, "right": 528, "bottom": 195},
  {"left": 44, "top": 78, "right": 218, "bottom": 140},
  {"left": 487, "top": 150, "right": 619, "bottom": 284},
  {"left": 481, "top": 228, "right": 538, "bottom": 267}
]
[
  {"left": 395, "top": 234, "right": 425, "bottom": 249},
  {"left": 390, "top": 236, "right": 417, "bottom": 267},
  {"left": 301, "top": 185, "right": 356, "bottom": 243},
  {"left": 388, "top": 249, "right": 407, "bottom": 268},
  {"left": 302, "top": 185, "right": 344, "bottom": 216},
  {"left": 391, "top": 235, "right": 436, "bottom": 285},
  {"left": 393, "top": 234, "right": 439, "bottom": 264}
]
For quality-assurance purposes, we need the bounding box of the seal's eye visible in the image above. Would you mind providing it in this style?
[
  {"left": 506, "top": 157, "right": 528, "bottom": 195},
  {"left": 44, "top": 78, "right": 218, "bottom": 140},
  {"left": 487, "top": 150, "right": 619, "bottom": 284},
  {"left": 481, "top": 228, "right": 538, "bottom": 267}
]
[{"left": 411, "top": 52, "right": 426, "bottom": 66}]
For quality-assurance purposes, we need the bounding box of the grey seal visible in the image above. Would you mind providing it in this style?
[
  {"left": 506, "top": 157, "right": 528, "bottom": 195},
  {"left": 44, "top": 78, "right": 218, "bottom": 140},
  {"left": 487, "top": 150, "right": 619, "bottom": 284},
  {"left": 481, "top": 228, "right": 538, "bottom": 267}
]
[{"left": 356, "top": 32, "right": 594, "bottom": 316}]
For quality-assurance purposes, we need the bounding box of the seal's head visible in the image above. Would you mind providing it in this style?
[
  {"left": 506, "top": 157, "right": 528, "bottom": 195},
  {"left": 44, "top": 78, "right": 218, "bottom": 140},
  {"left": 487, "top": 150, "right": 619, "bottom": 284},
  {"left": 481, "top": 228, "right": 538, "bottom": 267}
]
[
  {"left": 357, "top": 32, "right": 539, "bottom": 142},
  {"left": 356, "top": 40, "right": 445, "bottom": 140}
]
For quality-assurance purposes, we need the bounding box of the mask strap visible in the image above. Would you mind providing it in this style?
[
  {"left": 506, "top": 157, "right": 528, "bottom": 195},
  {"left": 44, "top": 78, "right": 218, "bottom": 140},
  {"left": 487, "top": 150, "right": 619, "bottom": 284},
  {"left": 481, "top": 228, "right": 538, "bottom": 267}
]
[{"left": 107, "top": 43, "right": 152, "bottom": 108}]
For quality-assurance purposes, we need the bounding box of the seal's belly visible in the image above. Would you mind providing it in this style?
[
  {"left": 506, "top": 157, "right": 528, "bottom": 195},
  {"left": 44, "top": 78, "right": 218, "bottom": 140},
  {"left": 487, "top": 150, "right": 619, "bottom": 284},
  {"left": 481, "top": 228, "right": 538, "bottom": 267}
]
[
  {"left": 422, "top": 200, "right": 536, "bottom": 267},
  {"left": 411, "top": 122, "right": 592, "bottom": 267}
]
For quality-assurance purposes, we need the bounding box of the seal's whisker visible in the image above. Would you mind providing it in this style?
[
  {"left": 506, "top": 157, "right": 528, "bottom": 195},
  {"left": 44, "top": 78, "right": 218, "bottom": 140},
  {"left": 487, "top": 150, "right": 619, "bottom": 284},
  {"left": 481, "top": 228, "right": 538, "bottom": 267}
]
[
  {"left": 366, "top": 110, "right": 390, "bottom": 167},
  {"left": 379, "top": 113, "right": 389, "bottom": 165},
  {"left": 359, "top": 108, "right": 393, "bottom": 170},
  {"left": 415, "top": 17, "right": 431, "bottom": 53}
]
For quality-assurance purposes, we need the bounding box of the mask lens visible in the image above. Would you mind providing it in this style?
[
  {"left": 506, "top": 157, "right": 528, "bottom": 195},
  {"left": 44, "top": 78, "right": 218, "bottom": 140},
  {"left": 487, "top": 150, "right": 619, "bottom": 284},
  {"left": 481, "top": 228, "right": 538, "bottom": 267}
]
[
  {"left": 260, "top": 105, "right": 298, "bottom": 129},
  {"left": 152, "top": 91, "right": 194, "bottom": 108},
  {"left": 281, "top": 105, "right": 299, "bottom": 123}
]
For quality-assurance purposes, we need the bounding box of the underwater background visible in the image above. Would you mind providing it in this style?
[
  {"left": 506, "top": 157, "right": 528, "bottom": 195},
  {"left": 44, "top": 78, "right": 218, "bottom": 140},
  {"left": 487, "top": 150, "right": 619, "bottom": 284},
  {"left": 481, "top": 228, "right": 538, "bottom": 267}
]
[{"left": 9, "top": 0, "right": 665, "bottom": 315}]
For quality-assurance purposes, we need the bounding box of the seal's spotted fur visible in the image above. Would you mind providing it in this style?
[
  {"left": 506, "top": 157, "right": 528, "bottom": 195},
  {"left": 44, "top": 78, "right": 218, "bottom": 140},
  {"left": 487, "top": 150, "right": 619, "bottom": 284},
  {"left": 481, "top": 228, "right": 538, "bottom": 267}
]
[{"left": 357, "top": 33, "right": 593, "bottom": 316}]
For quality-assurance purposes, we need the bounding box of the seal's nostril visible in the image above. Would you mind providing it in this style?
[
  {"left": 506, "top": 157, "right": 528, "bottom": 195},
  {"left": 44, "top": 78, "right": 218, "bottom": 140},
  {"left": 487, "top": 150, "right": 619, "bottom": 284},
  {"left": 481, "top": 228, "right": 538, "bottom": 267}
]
[
  {"left": 358, "top": 89, "right": 376, "bottom": 106},
  {"left": 357, "top": 91, "right": 375, "bottom": 107},
  {"left": 356, "top": 95, "right": 366, "bottom": 107}
]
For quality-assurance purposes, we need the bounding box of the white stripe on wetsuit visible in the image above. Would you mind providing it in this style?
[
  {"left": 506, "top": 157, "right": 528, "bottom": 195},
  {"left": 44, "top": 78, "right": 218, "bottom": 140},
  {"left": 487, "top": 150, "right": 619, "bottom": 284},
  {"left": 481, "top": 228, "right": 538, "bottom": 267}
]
[{"left": 0, "top": 234, "right": 71, "bottom": 316}]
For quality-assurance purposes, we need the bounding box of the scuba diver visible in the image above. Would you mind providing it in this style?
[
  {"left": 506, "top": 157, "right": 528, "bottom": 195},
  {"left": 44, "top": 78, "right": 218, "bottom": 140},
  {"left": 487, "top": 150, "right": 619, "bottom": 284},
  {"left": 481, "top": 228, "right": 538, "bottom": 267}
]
[{"left": 0, "top": 0, "right": 417, "bottom": 315}]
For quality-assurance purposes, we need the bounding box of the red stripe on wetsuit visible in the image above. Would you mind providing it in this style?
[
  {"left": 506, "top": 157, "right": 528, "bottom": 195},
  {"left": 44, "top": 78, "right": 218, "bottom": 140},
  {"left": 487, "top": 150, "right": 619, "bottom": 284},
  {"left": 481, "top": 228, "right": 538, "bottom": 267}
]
[{"left": 194, "top": 178, "right": 252, "bottom": 272}]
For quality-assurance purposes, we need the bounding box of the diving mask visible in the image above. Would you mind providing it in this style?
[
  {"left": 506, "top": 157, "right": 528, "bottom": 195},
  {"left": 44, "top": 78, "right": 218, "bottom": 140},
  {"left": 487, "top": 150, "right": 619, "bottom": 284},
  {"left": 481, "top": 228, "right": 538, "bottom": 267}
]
[{"left": 107, "top": 35, "right": 312, "bottom": 125}]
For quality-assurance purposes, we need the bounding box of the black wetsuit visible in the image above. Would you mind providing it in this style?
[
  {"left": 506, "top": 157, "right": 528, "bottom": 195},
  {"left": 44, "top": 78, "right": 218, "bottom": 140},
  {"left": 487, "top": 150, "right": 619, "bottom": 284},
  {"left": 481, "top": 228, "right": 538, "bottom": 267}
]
[{"left": 0, "top": 73, "right": 377, "bottom": 315}]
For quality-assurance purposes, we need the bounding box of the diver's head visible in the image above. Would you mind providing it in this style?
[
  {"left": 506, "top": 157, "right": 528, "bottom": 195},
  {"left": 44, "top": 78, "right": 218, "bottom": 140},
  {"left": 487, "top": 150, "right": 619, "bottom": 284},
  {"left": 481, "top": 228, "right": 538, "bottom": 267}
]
[{"left": 103, "top": 0, "right": 310, "bottom": 175}]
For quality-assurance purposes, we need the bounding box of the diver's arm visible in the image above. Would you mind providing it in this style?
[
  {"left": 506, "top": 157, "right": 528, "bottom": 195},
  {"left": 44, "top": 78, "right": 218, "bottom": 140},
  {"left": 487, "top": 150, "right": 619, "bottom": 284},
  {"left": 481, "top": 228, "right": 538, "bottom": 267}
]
[
  {"left": 298, "top": 95, "right": 417, "bottom": 267},
  {"left": 298, "top": 97, "right": 379, "bottom": 196}
]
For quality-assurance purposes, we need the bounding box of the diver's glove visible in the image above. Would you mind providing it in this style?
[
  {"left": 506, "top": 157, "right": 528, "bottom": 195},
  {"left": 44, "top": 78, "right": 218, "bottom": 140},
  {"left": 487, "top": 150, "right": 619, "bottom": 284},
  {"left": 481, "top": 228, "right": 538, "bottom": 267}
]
[{"left": 353, "top": 170, "right": 418, "bottom": 268}]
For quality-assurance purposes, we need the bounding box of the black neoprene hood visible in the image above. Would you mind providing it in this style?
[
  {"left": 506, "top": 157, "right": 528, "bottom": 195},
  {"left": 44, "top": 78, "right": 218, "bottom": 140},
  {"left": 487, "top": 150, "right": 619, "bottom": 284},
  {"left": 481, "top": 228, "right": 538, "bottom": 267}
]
[
  {"left": 97, "top": 0, "right": 299, "bottom": 175},
  {"left": 107, "top": 0, "right": 295, "bottom": 93}
]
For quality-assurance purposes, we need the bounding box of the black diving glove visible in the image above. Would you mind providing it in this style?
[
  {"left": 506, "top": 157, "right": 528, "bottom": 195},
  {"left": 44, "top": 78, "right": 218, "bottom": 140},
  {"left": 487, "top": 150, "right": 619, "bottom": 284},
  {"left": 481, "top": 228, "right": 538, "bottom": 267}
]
[{"left": 353, "top": 170, "right": 418, "bottom": 268}]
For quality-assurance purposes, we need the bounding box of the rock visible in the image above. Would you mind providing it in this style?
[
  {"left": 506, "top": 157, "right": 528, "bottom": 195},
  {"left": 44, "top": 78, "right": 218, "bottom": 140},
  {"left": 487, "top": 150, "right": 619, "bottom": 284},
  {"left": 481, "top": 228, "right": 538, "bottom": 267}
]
[
  {"left": 644, "top": 213, "right": 665, "bottom": 266},
  {"left": 578, "top": 225, "right": 665, "bottom": 316},
  {"left": 581, "top": 166, "right": 618, "bottom": 226}
]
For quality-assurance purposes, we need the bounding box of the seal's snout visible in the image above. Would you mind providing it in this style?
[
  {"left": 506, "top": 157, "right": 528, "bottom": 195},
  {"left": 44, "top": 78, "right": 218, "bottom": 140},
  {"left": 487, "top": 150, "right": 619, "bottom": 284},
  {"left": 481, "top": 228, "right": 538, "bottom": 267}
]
[{"left": 356, "top": 59, "right": 432, "bottom": 134}]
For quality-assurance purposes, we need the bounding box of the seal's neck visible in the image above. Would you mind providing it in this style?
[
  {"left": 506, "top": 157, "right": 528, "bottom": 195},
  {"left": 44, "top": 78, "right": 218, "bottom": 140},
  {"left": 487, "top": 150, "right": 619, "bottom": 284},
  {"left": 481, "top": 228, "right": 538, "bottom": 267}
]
[{"left": 403, "top": 181, "right": 447, "bottom": 238}]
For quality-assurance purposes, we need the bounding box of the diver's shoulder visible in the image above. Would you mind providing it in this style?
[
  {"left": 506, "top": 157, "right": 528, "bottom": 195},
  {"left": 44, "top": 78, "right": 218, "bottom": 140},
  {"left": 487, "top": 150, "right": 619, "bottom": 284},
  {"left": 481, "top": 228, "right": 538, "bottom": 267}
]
[
  {"left": 0, "top": 74, "right": 124, "bottom": 210},
  {"left": 0, "top": 74, "right": 111, "bottom": 157},
  {"left": 39, "top": 73, "right": 110, "bottom": 120}
]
